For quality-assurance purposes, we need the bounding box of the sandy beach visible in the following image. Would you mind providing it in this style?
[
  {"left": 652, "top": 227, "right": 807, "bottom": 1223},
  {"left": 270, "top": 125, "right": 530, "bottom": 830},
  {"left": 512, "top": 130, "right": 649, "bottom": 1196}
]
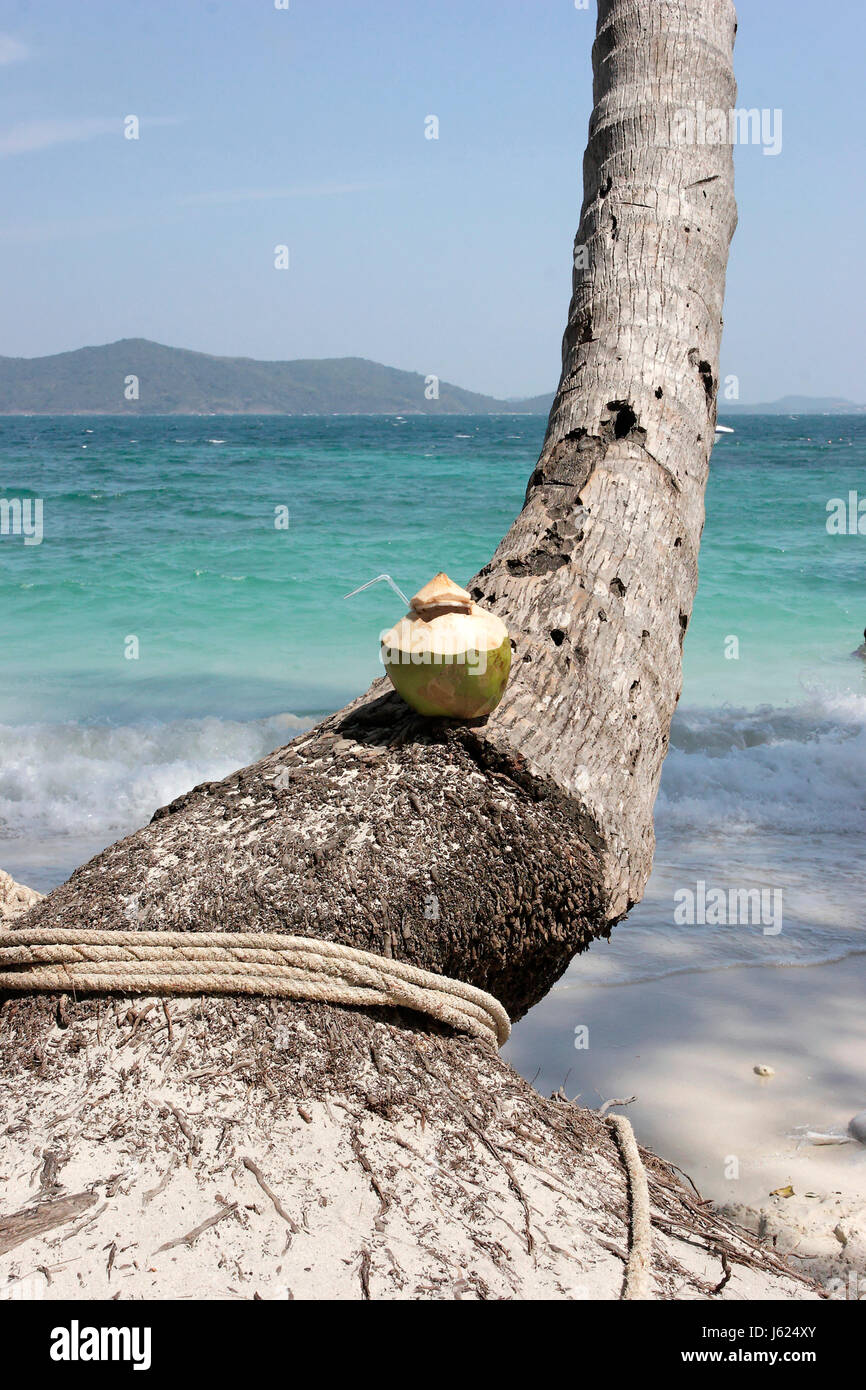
[
  {"left": 2, "top": 868, "right": 862, "bottom": 1297},
  {"left": 507, "top": 954, "right": 866, "bottom": 1293}
]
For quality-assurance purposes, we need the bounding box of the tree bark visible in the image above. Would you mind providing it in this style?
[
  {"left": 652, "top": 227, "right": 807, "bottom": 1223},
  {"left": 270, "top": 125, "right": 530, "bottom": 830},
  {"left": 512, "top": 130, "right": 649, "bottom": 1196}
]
[{"left": 1, "top": 2, "right": 809, "bottom": 1300}]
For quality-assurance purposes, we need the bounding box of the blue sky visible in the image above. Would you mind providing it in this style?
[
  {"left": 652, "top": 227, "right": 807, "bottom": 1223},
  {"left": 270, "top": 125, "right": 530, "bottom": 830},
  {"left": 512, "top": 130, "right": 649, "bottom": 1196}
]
[{"left": 0, "top": 0, "right": 863, "bottom": 401}]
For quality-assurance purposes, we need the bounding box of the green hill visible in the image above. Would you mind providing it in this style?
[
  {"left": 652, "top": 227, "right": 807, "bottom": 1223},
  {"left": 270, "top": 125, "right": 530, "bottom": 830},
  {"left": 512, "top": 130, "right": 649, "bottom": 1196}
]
[
  {"left": 719, "top": 395, "right": 866, "bottom": 415},
  {"left": 0, "top": 339, "right": 553, "bottom": 415},
  {"left": 3, "top": 340, "right": 854, "bottom": 416}
]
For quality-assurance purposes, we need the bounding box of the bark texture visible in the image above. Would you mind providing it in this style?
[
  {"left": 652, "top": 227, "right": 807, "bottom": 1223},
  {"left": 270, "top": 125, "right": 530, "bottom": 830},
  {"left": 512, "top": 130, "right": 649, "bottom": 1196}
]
[{"left": 0, "top": 2, "right": 791, "bottom": 1301}]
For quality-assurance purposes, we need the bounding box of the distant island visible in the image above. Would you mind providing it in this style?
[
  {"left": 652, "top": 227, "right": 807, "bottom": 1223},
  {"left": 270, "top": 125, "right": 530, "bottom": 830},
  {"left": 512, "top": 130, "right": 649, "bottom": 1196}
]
[
  {"left": 719, "top": 394, "right": 866, "bottom": 415},
  {"left": 0, "top": 339, "right": 862, "bottom": 416},
  {"left": 0, "top": 340, "right": 551, "bottom": 416}
]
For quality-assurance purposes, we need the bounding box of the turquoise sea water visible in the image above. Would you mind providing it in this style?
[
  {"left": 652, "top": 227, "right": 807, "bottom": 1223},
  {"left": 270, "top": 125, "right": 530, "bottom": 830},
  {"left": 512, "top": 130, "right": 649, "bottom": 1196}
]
[{"left": 1, "top": 414, "right": 864, "bottom": 991}]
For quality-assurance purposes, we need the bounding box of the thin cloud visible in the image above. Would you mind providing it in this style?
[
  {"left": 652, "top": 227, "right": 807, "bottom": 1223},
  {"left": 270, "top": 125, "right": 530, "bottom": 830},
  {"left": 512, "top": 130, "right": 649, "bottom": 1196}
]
[
  {"left": 0, "top": 35, "right": 29, "bottom": 66},
  {"left": 0, "top": 115, "right": 180, "bottom": 156}
]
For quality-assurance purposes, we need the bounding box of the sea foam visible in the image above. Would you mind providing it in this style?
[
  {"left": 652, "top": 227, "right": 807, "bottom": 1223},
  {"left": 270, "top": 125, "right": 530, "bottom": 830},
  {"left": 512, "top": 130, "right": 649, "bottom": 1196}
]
[
  {"left": 0, "top": 712, "right": 313, "bottom": 884},
  {"left": 1, "top": 690, "right": 863, "bottom": 972}
]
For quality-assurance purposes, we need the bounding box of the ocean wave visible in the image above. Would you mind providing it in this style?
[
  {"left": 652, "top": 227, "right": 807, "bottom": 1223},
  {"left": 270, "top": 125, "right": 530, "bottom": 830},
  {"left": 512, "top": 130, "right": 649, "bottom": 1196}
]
[
  {"left": 0, "top": 712, "right": 312, "bottom": 846},
  {"left": 548, "top": 687, "right": 866, "bottom": 990},
  {"left": 660, "top": 689, "right": 866, "bottom": 837},
  {"left": 2, "top": 693, "right": 862, "bottom": 851},
  {"left": 1, "top": 690, "right": 863, "bottom": 956}
]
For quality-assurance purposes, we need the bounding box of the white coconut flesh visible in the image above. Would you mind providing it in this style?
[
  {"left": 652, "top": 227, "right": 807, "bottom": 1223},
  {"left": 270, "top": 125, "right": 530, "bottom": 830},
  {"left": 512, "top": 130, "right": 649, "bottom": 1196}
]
[
  {"left": 382, "top": 604, "right": 508, "bottom": 663},
  {"left": 381, "top": 571, "right": 509, "bottom": 663}
]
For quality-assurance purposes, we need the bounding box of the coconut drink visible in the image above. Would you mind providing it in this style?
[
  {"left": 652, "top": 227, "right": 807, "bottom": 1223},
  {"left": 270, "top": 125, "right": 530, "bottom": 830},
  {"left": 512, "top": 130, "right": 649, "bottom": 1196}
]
[{"left": 380, "top": 573, "right": 511, "bottom": 718}]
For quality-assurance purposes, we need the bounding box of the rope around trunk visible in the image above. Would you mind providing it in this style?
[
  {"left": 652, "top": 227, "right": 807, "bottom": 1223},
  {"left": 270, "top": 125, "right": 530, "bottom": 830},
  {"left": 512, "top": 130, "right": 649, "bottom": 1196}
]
[
  {"left": 0, "top": 927, "right": 511, "bottom": 1048},
  {"left": 607, "top": 1113, "right": 653, "bottom": 1299},
  {"left": 0, "top": 926, "right": 660, "bottom": 1294}
]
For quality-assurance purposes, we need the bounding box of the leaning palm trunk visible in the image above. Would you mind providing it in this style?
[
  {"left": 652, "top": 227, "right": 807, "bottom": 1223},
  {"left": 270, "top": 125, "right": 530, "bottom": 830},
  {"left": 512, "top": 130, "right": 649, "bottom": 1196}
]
[{"left": 0, "top": 1, "right": 814, "bottom": 1299}]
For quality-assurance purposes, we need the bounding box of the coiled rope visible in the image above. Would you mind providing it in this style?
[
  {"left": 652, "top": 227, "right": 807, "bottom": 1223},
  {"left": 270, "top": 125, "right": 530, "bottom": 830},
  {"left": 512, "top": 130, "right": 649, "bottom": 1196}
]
[
  {"left": 0, "top": 926, "right": 660, "bottom": 1296},
  {"left": 0, "top": 927, "right": 511, "bottom": 1047}
]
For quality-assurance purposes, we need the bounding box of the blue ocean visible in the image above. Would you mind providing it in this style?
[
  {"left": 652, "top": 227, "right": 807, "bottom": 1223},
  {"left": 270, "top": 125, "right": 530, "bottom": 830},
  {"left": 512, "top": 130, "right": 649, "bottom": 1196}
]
[{"left": 1, "top": 413, "right": 864, "bottom": 998}]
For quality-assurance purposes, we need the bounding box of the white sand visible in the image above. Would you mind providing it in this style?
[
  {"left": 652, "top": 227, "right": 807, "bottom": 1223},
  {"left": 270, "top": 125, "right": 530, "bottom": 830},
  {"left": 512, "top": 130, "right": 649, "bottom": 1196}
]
[
  {"left": 0, "top": 994, "right": 811, "bottom": 1301},
  {"left": 506, "top": 955, "right": 866, "bottom": 1294},
  {"left": 0, "top": 873, "right": 838, "bottom": 1298}
]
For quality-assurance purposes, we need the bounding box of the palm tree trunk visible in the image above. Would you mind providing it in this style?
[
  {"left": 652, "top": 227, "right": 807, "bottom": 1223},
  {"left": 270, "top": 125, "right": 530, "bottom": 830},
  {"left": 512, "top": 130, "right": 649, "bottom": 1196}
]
[{"left": 1, "top": 2, "right": 809, "bottom": 1300}]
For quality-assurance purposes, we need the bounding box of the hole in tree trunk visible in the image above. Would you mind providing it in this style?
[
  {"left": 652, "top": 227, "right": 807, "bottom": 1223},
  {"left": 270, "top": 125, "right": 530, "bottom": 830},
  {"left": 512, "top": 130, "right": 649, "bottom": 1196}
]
[{"left": 606, "top": 401, "right": 638, "bottom": 439}]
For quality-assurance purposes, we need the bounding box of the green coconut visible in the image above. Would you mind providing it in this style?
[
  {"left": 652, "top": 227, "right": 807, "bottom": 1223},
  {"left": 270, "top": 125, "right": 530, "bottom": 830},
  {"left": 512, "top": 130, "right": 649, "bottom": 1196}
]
[{"left": 381, "top": 572, "right": 511, "bottom": 718}]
